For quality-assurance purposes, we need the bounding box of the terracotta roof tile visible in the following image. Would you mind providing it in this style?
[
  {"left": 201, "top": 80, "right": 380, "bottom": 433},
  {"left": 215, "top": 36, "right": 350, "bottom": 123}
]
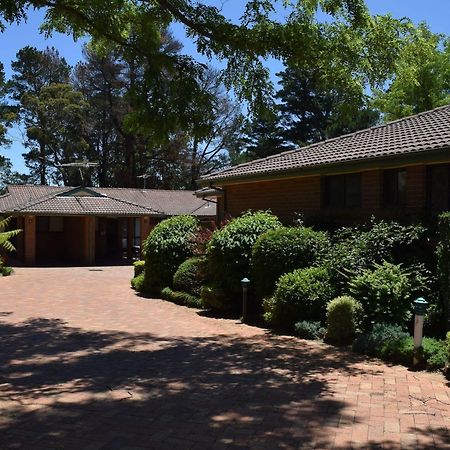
[{"left": 201, "top": 105, "right": 450, "bottom": 183}]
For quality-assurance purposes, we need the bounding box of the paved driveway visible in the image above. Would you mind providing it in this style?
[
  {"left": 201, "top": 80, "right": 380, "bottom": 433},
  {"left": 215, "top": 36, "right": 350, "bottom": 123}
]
[{"left": 0, "top": 267, "right": 449, "bottom": 449}]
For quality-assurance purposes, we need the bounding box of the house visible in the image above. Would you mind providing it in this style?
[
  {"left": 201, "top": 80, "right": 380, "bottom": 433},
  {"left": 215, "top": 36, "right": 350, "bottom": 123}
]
[
  {"left": 0, "top": 185, "right": 216, "bottom": 266},
  {"left": 197, "top": 105, "right": 450, "bottom": 225}
]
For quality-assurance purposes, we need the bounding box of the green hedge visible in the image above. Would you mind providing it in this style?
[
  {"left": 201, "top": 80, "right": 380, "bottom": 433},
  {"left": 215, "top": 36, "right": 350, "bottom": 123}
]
[
  {"left": 437, "top": 212, "right": 450, "bottom": 332},
  {"left": 133, "top": 260, "right": 145, "bottom": 278},
  {"left": 263, "top": 266, "right": 334, "bottom": 331},
  {"left": 325, "top": 296, "right": 363, "bottom": 344},
  {"left": 161, "top": 287, "right": 203, "bottom": 308},
  {"left": 173, "top": 257, "right": 206, "bottom": 297},
  {"left": 251, "top": 226, "right": 329, "bottom": 300},
  {"left": 137, "top": 215, "right": 199, "bottom": 295},
  {"left": 205, "top": 211, "right": 282, "bottom": 309}
]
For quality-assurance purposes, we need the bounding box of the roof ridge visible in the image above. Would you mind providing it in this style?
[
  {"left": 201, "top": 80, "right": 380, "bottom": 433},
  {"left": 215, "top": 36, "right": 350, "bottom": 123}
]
[
  {"left": 95, "top": 187, "right": 196, "bottom": 193},
  {"left": 202, "top": 104, "right": 450, "bottom": 181},
  {"left": 99, "top": 192, "right": 163, "bottom": 215}
]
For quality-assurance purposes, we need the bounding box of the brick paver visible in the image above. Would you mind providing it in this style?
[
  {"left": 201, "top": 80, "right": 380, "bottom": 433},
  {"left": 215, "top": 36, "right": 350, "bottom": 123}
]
[{"left": 1, "top": 267, "right": 449, "bottom": 449}]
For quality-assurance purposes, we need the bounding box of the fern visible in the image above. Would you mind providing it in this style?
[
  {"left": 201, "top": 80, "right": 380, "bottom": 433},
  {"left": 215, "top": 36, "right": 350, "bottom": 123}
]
[{"left": 0, "top": 217, "right": 22, "bottom": 253}]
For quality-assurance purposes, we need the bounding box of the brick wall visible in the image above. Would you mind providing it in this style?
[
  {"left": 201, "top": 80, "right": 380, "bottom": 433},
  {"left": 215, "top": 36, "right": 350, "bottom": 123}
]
[{"left": 221, "top": 165, "right": 430, "bottom": 224}]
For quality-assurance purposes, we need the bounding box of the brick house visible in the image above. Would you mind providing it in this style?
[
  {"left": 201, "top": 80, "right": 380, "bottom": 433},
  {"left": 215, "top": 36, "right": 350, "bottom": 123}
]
[
  {"left": 0, "top": 185, "right": 215, "bottom": 266},
  {"left": 197, "top": 105, "right": 450, "bottom": 225}
]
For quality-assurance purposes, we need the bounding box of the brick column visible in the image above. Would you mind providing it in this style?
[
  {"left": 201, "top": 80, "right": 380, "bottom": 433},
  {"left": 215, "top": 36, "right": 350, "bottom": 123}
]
[
  {"left": 127, "top": 217, "right": 134, "bottom": 260},
  {"left": 24, "top": 215, "right": 36, "bottom": 266},
  {"left": 83, "top": 216, "right": 96, "bottom": 265}
]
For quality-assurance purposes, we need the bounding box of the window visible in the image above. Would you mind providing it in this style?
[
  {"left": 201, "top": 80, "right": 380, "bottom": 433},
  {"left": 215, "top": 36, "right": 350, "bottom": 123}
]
[
  {"left": 323, "top": 173, "right": 361, "bottom": 208},
  {"left": 428, "top": 164, "right": 450, "bottom": 211},
  {"left": 383, "top": 169, "right": 406, "bottom": 207}
]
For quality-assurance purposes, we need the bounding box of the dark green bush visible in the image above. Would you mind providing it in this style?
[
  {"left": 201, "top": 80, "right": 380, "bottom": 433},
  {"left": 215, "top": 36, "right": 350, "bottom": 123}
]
[
  {"left": 200, "top": 285, "right": 228, "bottom": 311},
  {"left": 352, "top": 323, "right": 410, "bottom": 356},
  {"left": 133, "top": 260, "right": 145, "bottom": 277},
  {"left": 348, "top": 262, "right": 424, "bottom": 328},
  {"left": 422, "top": 338, "right": 448, "bottom": 371},
  {"left": 294, "top": 321, "right": 325, "bottom": 340},
  {"left": 161, "top": 287, "right": 203, "bottom": 308},
  {"left": 251, "top": 226, "right": 329, "bottom": 300},
  {"left": 206, "top": 211, "right": 282, "bottom": 309},
  {"left": 0, "top": 266, "right": 13, "bottom": 276},
  {"left": 445, "top": 332, "right": 450, "bottom": 379},
  {"left": 325, "top": 219, "right": 426, "bottom": 293},
  {"left": 173, "top": 257, "right": 206, "bottom": 297},
  {"left": 437, "top": 212, "right": 450, "bottom": 332},
  {"left": 263, "top": 267, "right": 334, "bottom": 331},
  {"left": 141, "top": 215, "right": 199, "bottom": 295},
  {"left": 325, "top": 296, "right": 363, "bottom": 344}
]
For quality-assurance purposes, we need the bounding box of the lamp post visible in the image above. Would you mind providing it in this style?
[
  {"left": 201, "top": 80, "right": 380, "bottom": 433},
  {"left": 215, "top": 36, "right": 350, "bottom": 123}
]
[
  {"left": 241, "top": 277, "right": 250, "bottom": 323},
  {"left": 413, "top": 297, "right": 429, "bottom": 366}
]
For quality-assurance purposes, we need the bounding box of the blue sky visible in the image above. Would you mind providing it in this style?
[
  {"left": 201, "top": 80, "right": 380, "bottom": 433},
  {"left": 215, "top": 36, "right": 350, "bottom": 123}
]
[{"left": 1, "top": 0, "right": 450, "bottom": 174}]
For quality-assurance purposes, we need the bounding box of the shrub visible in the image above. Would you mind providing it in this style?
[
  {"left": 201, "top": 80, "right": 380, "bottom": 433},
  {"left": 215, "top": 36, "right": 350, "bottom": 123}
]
[
  {"left": 348, "top": 262, "right": 423, "bottom": 328},
  {"left": 263, "top": 267, "right": 334, "bottom": 331},
  {"left": 325, "top": 296, "right": 363, "bottom": 344},
  {"left": 445, "top": 332, "right": 450, "bottom": 379},
  {"left": 141, "top": 215, "right": 199, "bottom": 295},
  {"left": 0, "top": 266, "right": 13, "bottom": 276},
  {"left": 437, "top": 212, "right": 450, "bottom": 333},
  {"left": 173, "top": 257, "right": 206, "bottom": 297},
  {"left": 133, "top": 260, "right": 145, "bottom": 277},
  {"left": 422, "top": 338, "right": 448, "bottom": 371},
  {"left": 200, "top": 285, "right": 228, "bottom": 311},
  {"left": 294, "top": 321, "right": 325, "bottom": 340},
  {"left": 131, "top": 272, "right": 145, "bottom": 292},
  {"left": 325, "top": 219, "right": 426, "bottom": 293},
  {"left": 161, "top": 287, "right": 203, "bottom": 308},
  {"left": 251, "top": 226, "right": 329, "bottom": 300},
  {"left": 352, "top": 323, "right": 410, "bottom": 356},
  {"left": 206, "top": 211, "right": 282, "bottom": 308}
]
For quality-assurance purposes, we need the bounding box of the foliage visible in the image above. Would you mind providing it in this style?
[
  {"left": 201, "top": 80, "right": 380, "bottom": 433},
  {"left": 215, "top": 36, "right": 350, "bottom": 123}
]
[
  {"left": 325, "top": 218, "right": 426, "bottom": 293},
  {"left": 373, "top": 24, "right": 450, "bottom": 121},
  {"left": 0, "top": 217, "right": 22, "bottom": 253},
  {"left": 276, "top": 65, "right": 379, "bottom": 147},
  {"left": 130, "top": 272, "right": 145, "bottom": 292},
  {"left": 422, "top": 338, "right": 449, "bottom": 371},
  {"left": 161, "top": 287, "right": 203, "bottom": 309},
  {"left": 200, "top": 285, "right": 228, "bottom": 311},
  {"left": 294, "top": 321, "right": 325, "bottom": 340},
  {"left": 263, "top": 267, "right": 334, "bottom": 331},
  {"left": 206, "top": 211, "right": 282, "bottom": 308},
  {"left": 325, "top": 296, "right": 363, "bottom": 344},
  {"left": 142, "top": 215, "right": 199, "bottom": 295},
  {"left": 446, "top": 332, "right": 450, "bottom": 379},
  {"left": 173, "top": 256, "right": 206, "bottom": 297},
  {"left": 352, "top": 323, "right": 410, "bottom": 356},
  {"left": 133, "top": 260, "right": 145, "bottom": 278},
  {"left": 437, "top": 212, "right": 450, "bottom": 333},
  {"left": 251, "top": 226, "right": 329, "bottom": 300},
  {"left": 348, "top": 262, "right": 423, "bottom": 328}
]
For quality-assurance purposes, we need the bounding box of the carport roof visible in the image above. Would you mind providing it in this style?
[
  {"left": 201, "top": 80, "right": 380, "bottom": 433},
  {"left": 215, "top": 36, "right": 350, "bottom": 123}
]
[{"left": 0, "top": 185, "right": 216, "bottom": 217}]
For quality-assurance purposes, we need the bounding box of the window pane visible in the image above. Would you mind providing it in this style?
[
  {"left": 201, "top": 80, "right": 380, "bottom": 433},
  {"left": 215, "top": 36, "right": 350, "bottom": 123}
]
[
  {"left": 383, "top": 170, "right": 397, "bottom": 205},
  {"left": 325, "top": 176, "right": 346, "bottom": 207},
  {"left": 397, "top": 170, "right": 406, "bottom": 205},
  {"left": 428, "top": 165, "right": 449, "bottom": 211},
  {"left": 345, "top": 174, "right": 361, "bottom": 207}
]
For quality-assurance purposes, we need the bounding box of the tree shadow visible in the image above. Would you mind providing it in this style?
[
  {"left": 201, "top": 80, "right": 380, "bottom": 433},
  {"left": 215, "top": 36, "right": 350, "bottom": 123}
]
[{"left": 0, "top": 317, "right": 447, "bottom": 449}]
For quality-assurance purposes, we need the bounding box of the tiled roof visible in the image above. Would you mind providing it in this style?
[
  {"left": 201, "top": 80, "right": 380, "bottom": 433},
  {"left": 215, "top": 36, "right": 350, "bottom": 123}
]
[
  {"left": 0, "top": 185, "right": 216, "bottom": 217},
  {"left": 201, "top": 105, "right": 450, "bottom": 183}
]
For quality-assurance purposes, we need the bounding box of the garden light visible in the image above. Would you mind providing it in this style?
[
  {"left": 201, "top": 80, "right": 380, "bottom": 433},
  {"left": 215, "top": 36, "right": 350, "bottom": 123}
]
[
  {"left": 241, "top": 277, "right": 250, "bottom": 323},
  {"left": 412, "top": 297, "right": 429, "bottom": 366}
]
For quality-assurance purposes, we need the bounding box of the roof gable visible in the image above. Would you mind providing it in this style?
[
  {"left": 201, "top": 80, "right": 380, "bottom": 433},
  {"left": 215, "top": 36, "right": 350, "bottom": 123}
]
[{"left": 58, "top": 187, "right": 104, "bottom": 197}]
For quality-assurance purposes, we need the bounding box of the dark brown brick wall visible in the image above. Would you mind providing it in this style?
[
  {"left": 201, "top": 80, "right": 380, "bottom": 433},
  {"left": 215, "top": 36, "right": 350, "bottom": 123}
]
[{"left": 222, "top": 165, "right": 430, "bottom": 224}]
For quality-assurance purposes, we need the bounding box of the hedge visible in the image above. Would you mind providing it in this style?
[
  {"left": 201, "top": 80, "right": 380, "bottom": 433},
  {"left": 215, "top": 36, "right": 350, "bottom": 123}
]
[{"left": 251, "top": 226, "right": 329, "bottom": 300}]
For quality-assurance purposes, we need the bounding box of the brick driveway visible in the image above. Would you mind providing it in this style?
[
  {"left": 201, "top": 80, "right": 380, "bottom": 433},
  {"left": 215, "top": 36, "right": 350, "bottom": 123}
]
[{"left": 0, "top": 267, "right": 449, "bottom": 449}]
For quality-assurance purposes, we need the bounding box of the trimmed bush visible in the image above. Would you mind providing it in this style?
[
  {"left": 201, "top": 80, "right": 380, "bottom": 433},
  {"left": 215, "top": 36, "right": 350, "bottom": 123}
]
[
  {"left": 252, "top": 226, "right": 329, "bottom": 300},
  {"left": 161, "top": 287, "right": 203, "bottom": 308},
  {"left": 131, "top": 272, "right": 145, "bottom": 291},
  {"left": 140, "top": 215, "right": 199, "bottom": 295},
  {"left": 294, "top": 321, "right": 325, "bottom": 340},
  {"left": 173, "top": 257, "right": 206, "bottom": 297},
  {"left": 133, "top": 260, "right": 145, "bottom": 277},
  {"left": 325, "top": 296, "right": 363, "bottom": 344},
  {"left": 348, "top": 262, "right": 422, "bottom": 328},
  {"left": 206, "top": 211, "right": 282, "bottom": 309},
  {"left": 263, "top": 267, "right": 335, "bottom": 331}
]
